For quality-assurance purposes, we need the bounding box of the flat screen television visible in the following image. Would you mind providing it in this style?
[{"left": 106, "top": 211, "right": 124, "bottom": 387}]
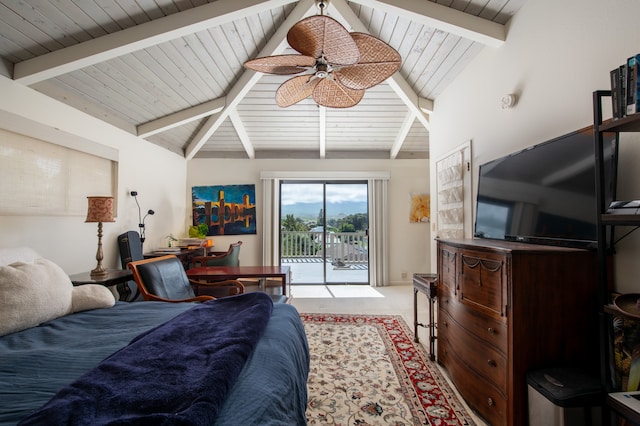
[{"left": 473, "top": 126, "right": 618, "bottom": 249}]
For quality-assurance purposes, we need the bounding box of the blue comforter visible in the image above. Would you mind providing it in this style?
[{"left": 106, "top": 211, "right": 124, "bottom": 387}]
[{"left": 2, "top": 292, "right": 308, "bottom": 426}]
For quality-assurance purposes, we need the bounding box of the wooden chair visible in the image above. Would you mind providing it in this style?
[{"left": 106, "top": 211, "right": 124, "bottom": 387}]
[
  {"left": 128, "top": 255, "right": 244, "bottom": 303},
  {"left": 193, "top": 241, "right": 242, "bottom": 267},
  {"left": 192, "top": 241, "right": 266, "bottom": 294}
]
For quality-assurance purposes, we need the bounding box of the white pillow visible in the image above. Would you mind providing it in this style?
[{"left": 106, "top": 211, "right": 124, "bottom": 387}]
[
  {"left": 72, "top": 284, "right": 115, "bottom": 313},
  {"left": 0, "top": 258, "right": 73, "bottom": 336}
]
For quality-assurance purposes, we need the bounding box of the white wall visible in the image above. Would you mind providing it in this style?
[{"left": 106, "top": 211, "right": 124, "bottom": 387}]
[
  {"left": 0, "top": 75, "right": 189, "bottom": 274},
  {"left": 430, "top": 0, "right": 640, "bottom": 292},
  {"left": 188, "top": 158, "right": 430, "bottom": 285},
  {"left": 0, "top": 71, "right": 430, "bottom": 283}
]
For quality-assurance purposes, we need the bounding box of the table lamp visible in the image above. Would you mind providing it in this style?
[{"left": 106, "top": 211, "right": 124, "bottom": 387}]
[{"left": 85, "top": 196, "right": 115, "bottom": 278}]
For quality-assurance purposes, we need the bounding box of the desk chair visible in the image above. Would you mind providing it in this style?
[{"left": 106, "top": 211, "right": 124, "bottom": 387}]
[
  {"left": 128, "top": 255, "right": 244, "bottom": 303},
  {"left": 117, "top": 231, "right": 144, "bottom": 301},
  {"left": 193, "top": 241, "right": 242, "bottom": 267},
  {"left": 193, "top": 241, "right": 279, "bottom": 295}
]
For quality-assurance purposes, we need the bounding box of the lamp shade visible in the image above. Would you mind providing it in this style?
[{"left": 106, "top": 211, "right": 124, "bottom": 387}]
[{"left": 85, "top": 196, "right": 115, "bottom": 223}]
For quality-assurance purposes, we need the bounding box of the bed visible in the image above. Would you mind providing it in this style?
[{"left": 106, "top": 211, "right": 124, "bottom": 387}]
[{"left": 0, "top": 249, "right": 310, "bottom": 425}]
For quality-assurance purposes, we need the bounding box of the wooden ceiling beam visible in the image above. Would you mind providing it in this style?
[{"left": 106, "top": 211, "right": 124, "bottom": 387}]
[
  {"left": 390, "top": 112, "right": 415, "bottom": 159},
  {"left": 184, "top": 0, "right": 316, "bottom": 160},
  {"left": 319, "top": 106, "right": 326, "bottom": 159},
  {"left": 12, "top": 0, "right": 298, "bottom": 85},
  {"left": 347, "top": 0, "right": 506, "bottom": 47},
  {"left": 229, "top": 109, "right": 255, "bottom": 159},
  {"left": 330, "top": 0, "right": 430, "bottom": 130},
  {"left": 137, "top": 98, "right": 225, "bottom": 138}
]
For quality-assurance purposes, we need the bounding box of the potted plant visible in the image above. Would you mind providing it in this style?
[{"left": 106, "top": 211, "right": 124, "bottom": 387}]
[{"left": 188, "top": 223, "right": 209, "bottom": 239}]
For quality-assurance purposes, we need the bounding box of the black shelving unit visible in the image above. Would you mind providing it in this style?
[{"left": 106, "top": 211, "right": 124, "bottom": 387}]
[{"left": 593, "top": 90, "right": 640, "bottom": 425}]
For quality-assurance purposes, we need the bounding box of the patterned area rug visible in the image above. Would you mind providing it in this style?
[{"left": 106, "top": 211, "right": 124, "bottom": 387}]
[{"left": 301, "top": 313, "right": 475, "bottom": 425}]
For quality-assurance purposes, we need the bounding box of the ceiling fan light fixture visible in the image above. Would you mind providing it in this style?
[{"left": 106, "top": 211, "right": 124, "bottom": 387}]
[{"left": 243, "top": 4, "right": 401, "bottom": 108}]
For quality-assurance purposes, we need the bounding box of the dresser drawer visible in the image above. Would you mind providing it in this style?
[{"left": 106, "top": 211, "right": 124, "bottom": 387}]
[
  {"left": 439, "top": 292, "right": 507, "bottom": 356},
  {"left": 439, "top": 309, "right": 507, "bottom": 394},
  {"left": 438, "top": 245, "right": 457, "bottom": 296},
  {"left": 438, "top": 338, "right": 507, "bottom": 426},
  {"left": 459, "top": 249, "right": 508, "bottom": 319}
]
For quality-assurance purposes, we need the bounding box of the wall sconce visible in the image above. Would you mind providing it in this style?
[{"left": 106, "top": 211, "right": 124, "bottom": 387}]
[
  {"left": 130, "top": 191, "right": 155, "bottom": 249},
  {"left": 85, "top": 196, "right": 115, "bottom": 278}
]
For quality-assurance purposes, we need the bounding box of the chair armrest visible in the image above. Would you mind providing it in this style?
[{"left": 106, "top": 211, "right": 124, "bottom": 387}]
[
  {"left": 143, "top": 293, "right": 215, "bottom": 303},
  {"left": 189, "top": 279, "right": 245, "bottom": 296},
  {"left": 192, "top": 254, "right": 233, "bottom": 267}
]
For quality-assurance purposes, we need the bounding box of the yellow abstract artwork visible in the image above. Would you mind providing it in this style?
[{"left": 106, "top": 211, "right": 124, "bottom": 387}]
[{"left": 410, "top": 193, "right": 430, "bottom": 223}]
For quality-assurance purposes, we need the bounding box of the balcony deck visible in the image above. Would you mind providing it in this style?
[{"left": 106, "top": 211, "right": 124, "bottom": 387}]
[
  {"left": 283, "top": 257, "right": 368, "bottom": 285},
  {"left": 281, "top": 230, "right": 369, "bottom": 284}
]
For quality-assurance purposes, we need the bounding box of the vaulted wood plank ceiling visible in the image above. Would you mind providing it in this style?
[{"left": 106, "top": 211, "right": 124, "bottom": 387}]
[{"left": 0, "top": 0, "right": 526, "bottom": 160}]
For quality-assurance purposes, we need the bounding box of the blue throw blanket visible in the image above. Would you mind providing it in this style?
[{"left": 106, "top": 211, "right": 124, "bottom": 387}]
[{"left": 19, "top": 292, "right": 274, "bottom": 426}]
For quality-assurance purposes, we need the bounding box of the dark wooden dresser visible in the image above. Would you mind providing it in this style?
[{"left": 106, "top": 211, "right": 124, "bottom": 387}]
[{"left": 436, "top": 238, "right": 599, "bottom": 426}]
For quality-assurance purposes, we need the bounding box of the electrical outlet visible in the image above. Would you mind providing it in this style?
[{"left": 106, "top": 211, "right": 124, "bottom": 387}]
[{"left": 401, "top": 271, "right": 407, "bottom": 279}]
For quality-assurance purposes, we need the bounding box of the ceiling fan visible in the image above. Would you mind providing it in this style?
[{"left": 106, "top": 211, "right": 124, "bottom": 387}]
[{"left": 243, "top": 1, "right": 401, "bottom": 108}]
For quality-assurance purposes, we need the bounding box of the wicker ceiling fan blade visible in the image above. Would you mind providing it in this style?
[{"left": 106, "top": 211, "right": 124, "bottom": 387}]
[
  {"left": 312, "top": 79, "right": 364, "bottom": 108},
  {"left": 334, "top": 33, "right": 401, "bottom": 90},
  {"left": 275, "top": 75, "right": 320, "bottom": 107},
  {"left": 287, "top": 15, "right": 359, "bottom": 66},
  {"left": 243, "top": 55, "right": 316, "bottom": 75}
]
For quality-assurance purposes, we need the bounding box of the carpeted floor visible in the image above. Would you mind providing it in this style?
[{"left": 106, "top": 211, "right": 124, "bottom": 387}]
[{"left": 301, "top": 313, "right": 475, "bottom": 425}]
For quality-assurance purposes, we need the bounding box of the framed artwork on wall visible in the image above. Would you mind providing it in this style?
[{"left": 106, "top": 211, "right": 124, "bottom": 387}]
[
  {"left": 409, "top": 193, "right": 430, "bottom": 223},
  {"left": 192, "top": 184, "right": 257, "bottom": 236}
]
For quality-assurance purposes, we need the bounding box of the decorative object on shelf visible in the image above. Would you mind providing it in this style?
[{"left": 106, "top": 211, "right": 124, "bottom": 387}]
[
  {"left": 614, "top": 293, "right": 640, "bottom": 318},
  {"left": 243, "top": 0, "right": 401, "bottom": 108},
  {"left": 130, "top": 191, "right": 154, "bottom": 249},
  {"left": 166, "top": 234, "right": 178, "bottom": 248},
  {"left": 85, "top": 196, "right": 115, "bottom": 278}
]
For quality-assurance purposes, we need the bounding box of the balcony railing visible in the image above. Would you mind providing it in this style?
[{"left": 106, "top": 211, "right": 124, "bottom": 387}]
[{"left": 281, "top": 230, "right": 368, "bottom": 264}]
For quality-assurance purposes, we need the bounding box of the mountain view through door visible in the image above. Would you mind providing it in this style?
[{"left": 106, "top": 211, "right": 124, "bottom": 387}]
[{"left": 280, "top": 182, "right": 369, "bottom": 285}]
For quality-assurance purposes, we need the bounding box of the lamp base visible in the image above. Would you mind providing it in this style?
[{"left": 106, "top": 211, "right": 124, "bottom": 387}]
[{"left": 90, "top": 267, "right": 108, "bottom": 278}]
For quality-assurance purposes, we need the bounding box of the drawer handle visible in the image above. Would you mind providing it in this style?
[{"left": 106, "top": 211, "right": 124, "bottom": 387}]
[
  {"left": 487, "top": 397, "right": 495, "bottom": 407},
  {"left": 487, "top": 327, "right": 495, "bottom": 335},
  {"left": 487, "top": 359, "right": 497, "bottom": 368}
]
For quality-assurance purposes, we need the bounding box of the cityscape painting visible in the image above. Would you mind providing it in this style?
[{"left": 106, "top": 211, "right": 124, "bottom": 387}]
[{"left": 192, "top": 184, "right": 256, "bottom": 236}]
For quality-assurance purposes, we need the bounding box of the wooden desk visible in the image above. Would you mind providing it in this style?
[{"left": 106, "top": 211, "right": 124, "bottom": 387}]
[
  {"left": 144, "top": 247, "right": 207, "bottom": 269},
  {"left": 186, "top": 266, "right": 291, "bottom": 297}
]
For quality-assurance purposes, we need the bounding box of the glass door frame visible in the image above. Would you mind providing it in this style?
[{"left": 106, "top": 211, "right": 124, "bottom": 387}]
[{"left": 279, "top": 180, "right": 370, "bottom": 285}]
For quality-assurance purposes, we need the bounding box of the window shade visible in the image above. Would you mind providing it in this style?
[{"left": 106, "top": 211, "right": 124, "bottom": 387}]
[{"left": 0, "top": 129, "right": 116, "bottom": 216}]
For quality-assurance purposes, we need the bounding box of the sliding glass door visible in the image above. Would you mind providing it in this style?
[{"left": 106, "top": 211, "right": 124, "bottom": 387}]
[{"left": 280, "top": 181, "right": 369, "bottom": 285}]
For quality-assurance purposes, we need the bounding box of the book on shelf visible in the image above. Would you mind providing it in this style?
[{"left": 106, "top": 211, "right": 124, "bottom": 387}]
[
  {"left": 153, "top": 247, "right": 182, "bottom": 253},
  {"left": 607, "top": 200, "right": 640, "bottom": 215},
  {"left": 610, "top": 392, "right": 640, "bottom": 415},
  {"left": 626, "top": 54, "right": 640, "bottom": 116},
  {"left": 611, "top": 65, "right": 627, "bottom": 119}
]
